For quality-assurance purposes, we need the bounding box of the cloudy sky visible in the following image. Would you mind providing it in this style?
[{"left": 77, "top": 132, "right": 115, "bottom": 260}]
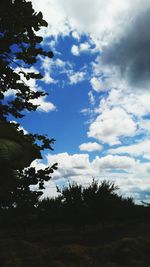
[{"left": 20, "top": 0, "right": 150, "bottom": 202}]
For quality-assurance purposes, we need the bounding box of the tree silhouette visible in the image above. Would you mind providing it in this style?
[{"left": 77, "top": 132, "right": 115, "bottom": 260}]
[
  {"left": 0, "top": 0, "right": 53, "bottom": 120},
  {"left": 0, "top": 0, "right": 57, "bottom": 211},
  {"left": 55, "top": 180, "right": 135, "bottom": 226},
  {"left": 57, "top": 183, "right": 85, "bottom": 226},
  {"left": 82, "top": 180, "right": 119, "bottom": 224}
]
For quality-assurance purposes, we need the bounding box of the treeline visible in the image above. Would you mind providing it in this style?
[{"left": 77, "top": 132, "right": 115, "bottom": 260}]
[
  {"left": 0, "top": 180, "right": 149, "bottom": 228},
  {"left": 38, "top": 180, "right": 149, "bottom": 227}
]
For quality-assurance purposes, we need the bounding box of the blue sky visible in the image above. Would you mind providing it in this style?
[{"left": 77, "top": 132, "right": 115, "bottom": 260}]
[{"left": 12, "top": 0, "right": 150, "bottom": 202}]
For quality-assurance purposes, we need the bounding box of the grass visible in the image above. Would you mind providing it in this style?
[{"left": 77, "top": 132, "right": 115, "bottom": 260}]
[{"left": 0, "top": 219, "right": 150, "bottom": 266}]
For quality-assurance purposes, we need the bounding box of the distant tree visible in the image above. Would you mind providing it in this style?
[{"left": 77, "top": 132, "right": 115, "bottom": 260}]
[
  {"left": 82, "top": 180, "right": 119, "bottom": 223},
  {"left": 57, "top": 183, "right": 85, "bottom": 226},
  {"left": 57, "top": 180, "right": 135, "bottom": 226},
  {"left": 38, "top": 180, "right": 138, "bottom": 228},
  {"left": 56, "top": 180, "right": 119, "bottom": 226},
  {"left": 141, "top": 201, "right": 150, "bottom": 207},
  {"left": 38, "top": 197, "right": 63, "bottom": 227}
]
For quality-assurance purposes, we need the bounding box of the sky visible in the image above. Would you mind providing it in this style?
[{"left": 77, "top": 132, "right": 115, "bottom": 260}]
[{"left": 14, "top": 0, "right": 150, "bottom": 202}]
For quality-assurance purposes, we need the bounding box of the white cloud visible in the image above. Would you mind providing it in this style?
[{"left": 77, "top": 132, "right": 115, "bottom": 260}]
[
  {"left": 72, "top": 31, "right": 80, "bottom": 40},
  {"left": 40, "top": 180, "right": 60, "bottom": 199},
  {"left": 71, "top": 42, "right": 92, "bottom": 56},
  {"left": 95, "top": 86, "right": 150, "bottom": 118},
  {"left": 90, "top": 77, "right": 102, "bottom": 92},
  {"left": 32, "top": 0, "right": 70, "bottom": 37},
  {"left": 30, "top": 0, "right": 150, "bottom": 203},
  {"left": 88, "top": 91, "right": 95, "bottom": 105},
  {"left": 42, "top": 72, "right": 57, "bottom": 84},
  {"left": 41, "top": 56, "right": 77, "bottom": 86},
  {"left": 92, "top": 155, "right": 136, "bottom": 170},
  {"left": 46, "top": 153, "right": 95, "bottom": 182},
  {"left": 31, "top": 95, "right": 56, "bottom": 112},
  {"left": 90, "top": 77, "right": 110, "bottom": 92},
  {"left": 69, "top": 71, "right": 85, "bottom": 84},
  {"left": 88, "top": 107, "right": 137, "bottom": 145},
  {"left": 41, "top": 152, "right": 139, "bottom": 180},
  {"left": 80, "top": 42, "right": 90, "bottom": 52},
  {"left": 79, "top": 142, "right": 103, "bottom": 152},
  {"left": 32, "top": 0, "right": 150, "bottom": 95},
  {"left": 109, "top": 139, "right": 150, "bottom": 160},
  {"left": 32, "top": 152, "right": 150, "bottom": 202},
  {"left": 71, "top": 45, "right": 79, "bottom": 56},
  {"left": 140, "top": 120, "right": 150, "bottom": 133},
  {"left": 40, "top": 57, "right": 57, "bottom": 84},
  {"left": 15, "top": 67, "right": 56, "bottom": 112},
  {"left": 41, "top": 56, "right": 65, "bottom": 72},
  {"left": 32, "top": 0, "right": 136, "bottom": 48},
  {"left": 32, "top": 0, "right": 150, "bottom": 118}
]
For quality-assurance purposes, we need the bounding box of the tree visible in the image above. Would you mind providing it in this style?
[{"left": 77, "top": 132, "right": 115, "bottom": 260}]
[
  {"left": 82, "top": 180, "right": 119, "bottom": 224},
  {"left": 0, "top": 0, "right": 57, "bottom": 211},
  {"left": 0, "top": 0, "right": 53, "bottom": 120},
  {"left": 57, "top": 180, "right": 131, "bottom": 226}
]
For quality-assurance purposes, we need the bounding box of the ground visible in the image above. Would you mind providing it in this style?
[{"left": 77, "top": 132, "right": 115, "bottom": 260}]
[{"left": 0, "top": 219, "right": 150, "bottom": 267}]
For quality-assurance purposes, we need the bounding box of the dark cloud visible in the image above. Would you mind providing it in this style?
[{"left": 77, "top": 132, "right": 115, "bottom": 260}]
[{"left": 102, "top": 9, "right": 150, "bottom": 89}]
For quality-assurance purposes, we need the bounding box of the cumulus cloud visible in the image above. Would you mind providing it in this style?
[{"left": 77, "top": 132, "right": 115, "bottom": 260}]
[
  {"left": 71, "top": 42, "right": 94, "bottom": 56},
  {"left": 47, "top": 153, "right": 92, "bottom": 172},
  {"left": 88, "top": 107, "right": 137, "bottom": 145},
  {"left": 40, "top": 180, "right": 60, "bottom": 199},
  {"left": 31, "top": 95, "right": 56, "bottom": 112},
  {"left": 90, "top": 77, "right": 102, "bottom": 92},
  {"left": 79, "top": 142, "right": 103, "bottom": 152},
  {"left": 32, "top": 0, "right": 130, "bottom": 43},
  {"left": 101, "top": 8, "right": 150, "bottom": 91},
  {"left": 90, "top": 77, "right": 110, "bottom": 92},
  {"left": 92, "top": 155, "right": 136, "bottom": 170},
  {"left": 45, "top": 153, "right": 95, "bottom": 183},
  {"left": 109, "top": 139, "right": 150, "bottom": 160},
  {"left": 30, "top": 0, "right": 150, "bottom": 202},
  {"left": 32, "top": 0, "right": 150, "bottom": 93},
  {"left": 99, "top": 88, "right": 150, "bottom": 117},
  {"left": 32, "top": 152, "right": 150, "bottom": 202}
]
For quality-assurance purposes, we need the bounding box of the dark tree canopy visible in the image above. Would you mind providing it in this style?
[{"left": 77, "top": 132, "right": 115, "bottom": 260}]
[
  {"left": 0, "top": 0, "right": 57, "bottom": 208},
  {"left": 0, "top": 0, "right": 53, "bottom": 120},
  {"left": 39, "top": 180, "right": 136, "bottom": 227}
]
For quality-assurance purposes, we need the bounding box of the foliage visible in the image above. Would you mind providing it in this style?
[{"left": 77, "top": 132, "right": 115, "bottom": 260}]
[
  {"left": 0, "top": 0, "right": 57, "bottom": 209},
  {"left": 39, "top": 180, "right": 137, "bottom": 227},
  {"left": 0, "top": 163, "right": 58, "bottom": 210},
  {"left": 0, "top": 0, "right": 53, "bottom": 120}
]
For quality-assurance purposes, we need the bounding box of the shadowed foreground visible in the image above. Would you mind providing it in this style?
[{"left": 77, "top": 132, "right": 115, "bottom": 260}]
[
  {"left": 0, "top": 219, "right": 150, "bottom": 267},
  {"left": 0, "top": 181, "right": 150, "bottom": 267}
]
